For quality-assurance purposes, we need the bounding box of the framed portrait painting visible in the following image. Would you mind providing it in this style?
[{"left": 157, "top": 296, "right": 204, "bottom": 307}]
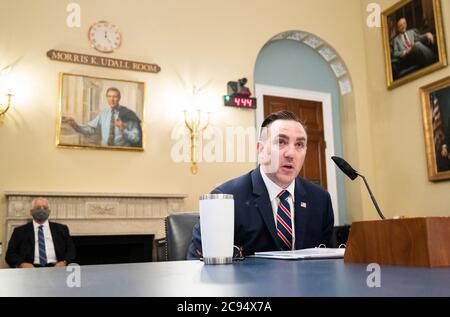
[
  {"left": 57, "top": 73, "right": 145, "bottom": 151},
  {"left": 420, "top": 76, "right": 450, "bottom": 181},
  {"left": 382, "top": 0, "right": 447, "bottom": 89}
]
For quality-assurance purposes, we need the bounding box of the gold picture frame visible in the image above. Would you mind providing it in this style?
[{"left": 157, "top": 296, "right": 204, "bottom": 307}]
[
  {"left": 56, "top": 73, "right": 145, "bottom": 151},
  {"left": 420, "top": 76, "right": 450, "bottom": 181},
  {"left": 382, "top": 0, "right": 447, "bottom": 89}
]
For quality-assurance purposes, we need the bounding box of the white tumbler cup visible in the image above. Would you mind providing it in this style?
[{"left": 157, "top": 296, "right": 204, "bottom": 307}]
[{"left": 199, "top": 194, "right": 234, "bottom": 265}]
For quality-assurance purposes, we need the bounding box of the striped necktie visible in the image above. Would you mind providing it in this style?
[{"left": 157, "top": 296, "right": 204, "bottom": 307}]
[
  {"left": 403, "top": 33, "right": 412, "bottom": 49},
  {"left": 107, "top": 109, "right": 116, "bottom": 146},
  {"left": 276, "top": 190, "right": 293, "bottom": 250},
  {"left": 38, "top": 225, "right": 48, "bottom": 266}
]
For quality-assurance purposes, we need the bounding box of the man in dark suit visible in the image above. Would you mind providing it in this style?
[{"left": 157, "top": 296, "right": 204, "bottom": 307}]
[
  {"left": 187, "top": 111, "right": 334, "bottom": 259},
  {"left": 6, "top": 197, "right": 76, "bottom": 268}
]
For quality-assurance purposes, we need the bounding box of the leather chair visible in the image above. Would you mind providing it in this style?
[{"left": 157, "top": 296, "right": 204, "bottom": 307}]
[{"left": 165, "top": 212, "right": 199, "bottom": 261}]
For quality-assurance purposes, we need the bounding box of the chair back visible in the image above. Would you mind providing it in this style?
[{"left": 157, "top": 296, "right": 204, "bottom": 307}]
[{"left": 165, "top": 212, "right": 199, "bottom": 261}]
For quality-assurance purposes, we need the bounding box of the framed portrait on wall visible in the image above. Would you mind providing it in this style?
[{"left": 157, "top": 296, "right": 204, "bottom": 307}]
[
  {"left": 57, "top": 73, "right": 145, "bottom": 151},
  {"left": 420, "top": 76, "right": 450, "bottom": 181},
  {"left": 381, "top": 0, "right": 447, "bottom": 89}
]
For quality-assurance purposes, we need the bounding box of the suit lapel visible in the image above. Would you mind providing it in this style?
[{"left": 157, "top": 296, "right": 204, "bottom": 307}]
[
  {"left": 26, "top": 222, "right": 35, "bottom": 245},
  {"left": 251, "top": 168, "right": 281, "bottom": 249},
  {"left": 49, "top": 222, "right": 59, "bottom": 258},
  {"left": 294, "top": 177, "right": 309, "bottom": 249}
]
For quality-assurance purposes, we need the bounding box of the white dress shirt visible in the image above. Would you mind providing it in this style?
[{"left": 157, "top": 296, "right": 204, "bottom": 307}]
[
  {"left": 402, "top": 32, "right": 412, "bottom": 47},
  {"left": 33, "top": 220, "right": 57, "bottom": 265},
  {"left": 259, "top": 166, "right": 296, "bottom": 250}
]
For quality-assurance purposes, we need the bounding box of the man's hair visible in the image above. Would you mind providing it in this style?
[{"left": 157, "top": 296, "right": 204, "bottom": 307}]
[
  {"left": 106, "top": 87, "right": 121, "bottom": 99},
  {"left": 261, "top": 110, "right": 305, "bottom": 129},
  {"left": 397, "top": 17, "right": 406, "bottom": 25},
  {"left": 31, "top": 197, "right": 49, "bottom": 209},
  {"left": 259, "top": 110, "right": 306, "bottom": 140}
]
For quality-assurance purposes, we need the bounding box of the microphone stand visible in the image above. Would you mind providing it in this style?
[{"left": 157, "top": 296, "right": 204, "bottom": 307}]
[{"left": 358, "top": 173, "right": 385, "bottom": 220}]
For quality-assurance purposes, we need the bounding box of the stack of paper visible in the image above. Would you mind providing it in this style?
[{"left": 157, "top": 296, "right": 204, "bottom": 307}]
[{"left": 252, "top": 248, "right": 345, "bottom": 260}]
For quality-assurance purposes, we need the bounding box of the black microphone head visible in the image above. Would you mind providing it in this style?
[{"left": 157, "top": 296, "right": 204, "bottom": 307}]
[{"left": 331, "top": 156, "right": 358, "bottom": 180}]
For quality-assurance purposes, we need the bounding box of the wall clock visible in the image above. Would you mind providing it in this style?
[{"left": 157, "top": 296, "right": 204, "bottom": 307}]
[{"left": 88, "top": 21, "right": 122, "bottom": 53}]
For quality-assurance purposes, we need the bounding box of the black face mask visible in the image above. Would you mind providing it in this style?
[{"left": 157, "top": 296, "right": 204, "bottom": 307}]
[{"left": 31, "top": 208, "right": 50, "bottom": 222}]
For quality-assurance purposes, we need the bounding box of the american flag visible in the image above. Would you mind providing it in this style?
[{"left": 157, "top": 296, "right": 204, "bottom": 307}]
[{"left": 430, "top": 93, "right": 446, "bottom": 152}]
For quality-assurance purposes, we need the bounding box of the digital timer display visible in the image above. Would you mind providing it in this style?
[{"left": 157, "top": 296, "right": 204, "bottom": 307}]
[{"left": 224, "top": 95, "right": 257, "bottom": 109}]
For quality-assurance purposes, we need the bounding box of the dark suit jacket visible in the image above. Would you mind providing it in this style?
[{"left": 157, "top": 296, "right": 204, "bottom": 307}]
[
  {"left": 5, "top": 221, "right": 76, "bottom": 268},
  {"left": 187, "top": 167, "right": 334, "bottom": 259}
]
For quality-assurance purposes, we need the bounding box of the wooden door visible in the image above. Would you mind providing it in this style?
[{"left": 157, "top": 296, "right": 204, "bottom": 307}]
[{"left": 263, "top": 95, "right": 327, "bottom": 189}]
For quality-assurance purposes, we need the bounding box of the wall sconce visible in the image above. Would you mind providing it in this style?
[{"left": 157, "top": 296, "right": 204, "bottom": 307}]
[
  {"left": 0, "top": 92, "right": 13, "bottom": 118},
  {"left": 184, "top": 109, "right": 210, "bottom": 174}
]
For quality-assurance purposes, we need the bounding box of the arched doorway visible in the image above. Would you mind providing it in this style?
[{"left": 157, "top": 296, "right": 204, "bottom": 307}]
[{"left": 254, "top": 31, "right": 353, "bottom": 225}]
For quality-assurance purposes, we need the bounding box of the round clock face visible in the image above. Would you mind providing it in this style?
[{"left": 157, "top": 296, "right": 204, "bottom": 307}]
[{"left": 88, "top": 21, "right": 122, "bottom": 53}]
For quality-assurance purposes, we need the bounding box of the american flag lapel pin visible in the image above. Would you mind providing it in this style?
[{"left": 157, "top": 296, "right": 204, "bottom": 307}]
[{"left": 300, "top": 202, "right": 307, "bottom": 208}]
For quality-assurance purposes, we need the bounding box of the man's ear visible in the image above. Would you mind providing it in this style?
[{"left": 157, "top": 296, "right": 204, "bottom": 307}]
[
  {"left": 256, "top": 141, "right": 263, "bottom": 163},
  {"left": 257, "top": 140, "right": 270, "bottom": 165},
  {"left": 256, "top": 141, "right": 263, "bottom": 154}
]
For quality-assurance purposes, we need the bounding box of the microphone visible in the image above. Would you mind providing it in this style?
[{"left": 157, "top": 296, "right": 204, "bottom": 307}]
[{"left": 332, "top": 156, "right": 385, "bottom": 220}]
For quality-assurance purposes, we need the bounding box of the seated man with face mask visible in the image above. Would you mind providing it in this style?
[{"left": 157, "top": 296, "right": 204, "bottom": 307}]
[{"left": 6, "top": 197, "right": 76, "bottom": 268}]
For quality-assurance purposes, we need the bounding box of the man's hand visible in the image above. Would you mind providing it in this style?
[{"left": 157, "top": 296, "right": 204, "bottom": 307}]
[
  {"left": 62, "top": 116, "right": 77, "bottom": 128},
  {"left": 426, "top": 32, "right": 434, "bottom": 44},
  {"left": 404, "top": 46, "right": 413, "bottom": 56},
  {"left": 115, "top": 118, "right": 124, "bottom": 130},
  {"left": 441, "top": 144, "right": 448, "bottom": 158},
  {"left": 55, "top": 261, "right": 67, "bottom": 268},
  {"left": 19, "top": 262, "right": 34, "bottom": 268}
]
